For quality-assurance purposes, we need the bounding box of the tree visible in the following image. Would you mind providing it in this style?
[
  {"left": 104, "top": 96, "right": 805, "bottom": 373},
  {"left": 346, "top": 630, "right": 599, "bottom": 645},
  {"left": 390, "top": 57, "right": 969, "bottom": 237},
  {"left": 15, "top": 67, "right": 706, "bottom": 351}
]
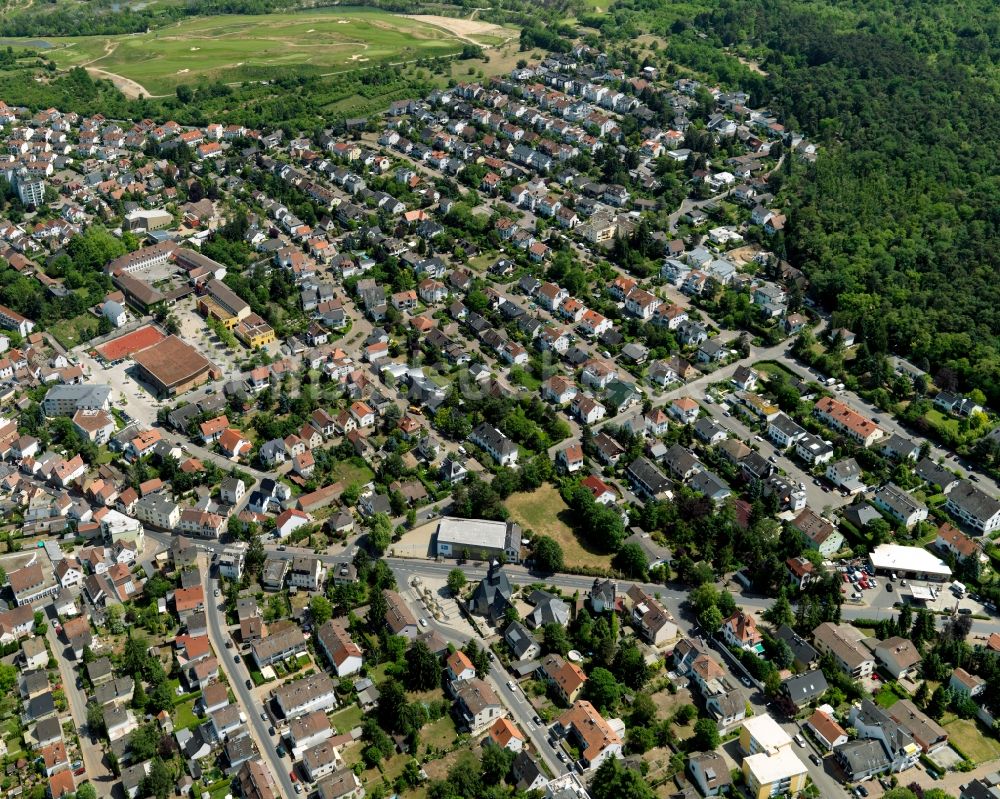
[
  {"left": 542, "top": 622, "right": 570, "bottom": 656},
  {"left": 404, "top": 641, "right": 440, "bottom": 691},
  {"left": 121, "top": 634, "right": 150, "bottom": 679},
  {"left": 612, "top": 641, "right": 649, "bottom": 689},
  {"left": 692, "top": 718, "right": 721, "bottom": 751},
  {"left": 128, "top": 722, "right": 161, "bottom": 761},
  {"left": 86, "top": 702, "right": 106, "bottom": 737},
  {"left": 147, "top": 681, "right": 174, "bottom": 716},
  {"left": 674, "top": 704, "right": 697, "bottom": 725},
  {"left": 377, "top": 678, "right": 408, "bottom": 733},
  {"left": 105, "top": 604, "right": 125, "bottom": 634},
  {"left": 446, "top": 569, "right": 467, "bottom": 596},
  {"left": 367, "top": 513, "right": 393, "bottom": 556},
  {"left": 139, "top": 757, "right": 172, "bottom": 799},
  {"left": 246, "top": 533, "right": 265, "bottom": 579},
  {"left": 763, "top": 593, "right": 794, "bottom": 628},
  {"left": 131, "top": 679, "right": 147, "bottom": 712},
  {"left": 589, "top": 756, "right": 656, "bottom": 799},
  {"left": 461, "top": 640, "right": 490, "bottom": 677},
  {"left": 927, "top": 686, "right": 950, "bottom": 720},
  {"left": 629, "top": 692, "right": 658, "bottom": 728},
  {"left": 627, "top": 725, "right": 656, "bottom": 754},
  {"left": 612, "top": 543, "right": 648, "bottom": 579},
  {"left": 0, "top": 663, "right": 16, "bottom": 694},
  {"left": 700, "top": 605, "right": 724, "bottom": 633},
  {"left": 481, "top": 744, "right": 515, "bottom": 784},
  {"left": 533, "top": 536, "right": 564, "bottom": 573},
  {"left": 585, "top": 667, "right": 621, "bottom": 712},
  {"left": 76, "top": 784, "right": 98, "bottom": 799},
  {"left": 309, "top": 595, "right": 333, "bottom": 626}
]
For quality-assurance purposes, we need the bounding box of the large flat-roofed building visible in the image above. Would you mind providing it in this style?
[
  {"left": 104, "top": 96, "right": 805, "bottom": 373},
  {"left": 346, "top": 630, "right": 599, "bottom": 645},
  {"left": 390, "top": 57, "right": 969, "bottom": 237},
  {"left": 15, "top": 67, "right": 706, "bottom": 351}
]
[
  {"left": 123, "top": 208, "right": 173, "bottom": 232},
  {"left": 743, "top": 745, "right": 808, "bottom": 799},
  {"left": 435, "top": 517, "right": 522, "bottom": 563},
  {"left": 132, "top": 335, "right": 217, "bottom": 397},
  {"left": 868, "top": 543, "right": 952, "bottom": 581}
]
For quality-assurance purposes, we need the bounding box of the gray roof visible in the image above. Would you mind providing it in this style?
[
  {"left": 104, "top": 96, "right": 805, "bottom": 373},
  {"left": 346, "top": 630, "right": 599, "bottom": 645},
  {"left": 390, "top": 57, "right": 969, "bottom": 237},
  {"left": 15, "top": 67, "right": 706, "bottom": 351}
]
[
  {"left": 835, "top": 738, "right": 890, "bottom": 777},
  {"left": 948, "top": 480, "right": 1000, "bottom": 522},
  {"left": 775, "top": 624, "right": 818, "bottom": 666},
  {"left": 782, "top": 669, "right": 828, "bottom": 704},
  {"left": 504, "top": 620, "right": 538, "bottom": 660},
  {"left": 914, "top": 458, "right": 959, "bottom": 489},
  {"left": 526, "top": 592, "right": 570, "bottom": 628}
]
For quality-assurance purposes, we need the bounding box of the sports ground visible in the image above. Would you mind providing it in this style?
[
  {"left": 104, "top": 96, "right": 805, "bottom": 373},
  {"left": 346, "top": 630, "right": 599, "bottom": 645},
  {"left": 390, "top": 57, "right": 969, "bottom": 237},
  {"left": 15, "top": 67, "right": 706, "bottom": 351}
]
[{"left": 95, "top": 325, "right": 165, "bottom": 362}]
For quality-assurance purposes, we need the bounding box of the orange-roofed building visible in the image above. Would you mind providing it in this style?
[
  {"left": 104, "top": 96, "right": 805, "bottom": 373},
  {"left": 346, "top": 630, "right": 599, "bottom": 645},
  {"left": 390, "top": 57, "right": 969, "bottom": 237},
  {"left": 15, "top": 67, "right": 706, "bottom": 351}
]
[{"left": 487, "top": 718, "right": 525, "bottom": 752}]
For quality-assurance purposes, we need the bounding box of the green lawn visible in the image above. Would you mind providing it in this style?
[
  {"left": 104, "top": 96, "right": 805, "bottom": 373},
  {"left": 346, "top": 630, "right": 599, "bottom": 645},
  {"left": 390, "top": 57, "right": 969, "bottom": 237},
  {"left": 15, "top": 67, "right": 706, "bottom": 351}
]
[
  {"left": 173, "top": 698, "right": 201, "bottom": 731},
  {"left": 330, "top": 459, "right": 375, "bottom": 488},
  {"left": 34, "top": 9, "right": 468, "bottom": 95},
  {"left": 923, "top": 407, "right": 962, "bottom": 438},
  {"left": 329, "top": 703, "right": 364, "bottom": 734},
  {"left": 49, "top": 313, "right": 98, "bottom": 350},
  {"left": 206, "top": 778, "right": 233, "bottom": 799},
  {"left": 874, "top": 683, "right": 907, "bottom": 708},
  {"left": 421, "top": 714, "right": 458, "bottom": 749},
  {"left": 941, "top": 715, "right": 1000, "bottom": 764},
  {"left": 753, "top": 359, "right": 800, "bottom": 380}
]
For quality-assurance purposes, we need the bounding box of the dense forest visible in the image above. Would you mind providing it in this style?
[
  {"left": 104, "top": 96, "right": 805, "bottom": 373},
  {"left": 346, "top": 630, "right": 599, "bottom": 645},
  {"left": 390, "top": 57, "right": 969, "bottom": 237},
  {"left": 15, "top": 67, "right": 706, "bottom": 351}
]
[
  {"left": 0, "top": 0, "right": 291, "bottom": 37},
  {"left": 596, "top": 0, "right": 1000, "bottom": 405}
]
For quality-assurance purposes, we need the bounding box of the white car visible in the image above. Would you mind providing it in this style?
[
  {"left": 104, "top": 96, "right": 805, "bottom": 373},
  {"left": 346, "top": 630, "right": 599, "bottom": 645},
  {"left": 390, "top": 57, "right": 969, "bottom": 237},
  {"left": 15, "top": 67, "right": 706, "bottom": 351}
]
[{"left": 419, "top": 618, "right": 428, "bottom": 628}]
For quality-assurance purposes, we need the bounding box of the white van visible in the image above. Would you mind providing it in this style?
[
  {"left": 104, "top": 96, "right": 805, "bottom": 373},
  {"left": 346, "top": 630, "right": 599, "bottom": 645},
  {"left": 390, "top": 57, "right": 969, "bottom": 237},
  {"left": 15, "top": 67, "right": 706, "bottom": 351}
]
[{"left": 951, "top": 581, "right": 967, "bottom": 597}]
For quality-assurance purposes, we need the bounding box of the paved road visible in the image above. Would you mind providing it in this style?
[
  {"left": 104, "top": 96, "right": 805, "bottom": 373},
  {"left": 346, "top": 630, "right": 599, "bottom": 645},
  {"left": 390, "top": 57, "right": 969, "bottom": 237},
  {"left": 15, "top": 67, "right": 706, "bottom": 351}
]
[
  {"left": 201, "top": 559, "right": 296, "bottom": 799},
  {"left": 667, "top": 189, "right": 733, "bottom": 232},
  {"left": 44, "top": 619, "right": 115, "bottom": 787}
]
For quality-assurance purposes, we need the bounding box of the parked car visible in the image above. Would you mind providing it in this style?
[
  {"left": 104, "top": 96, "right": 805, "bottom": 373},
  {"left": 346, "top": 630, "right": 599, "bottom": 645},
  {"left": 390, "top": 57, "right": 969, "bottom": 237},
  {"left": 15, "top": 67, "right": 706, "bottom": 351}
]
[{"left": 810, "top": 754, "right": 822, "bottom": 767}]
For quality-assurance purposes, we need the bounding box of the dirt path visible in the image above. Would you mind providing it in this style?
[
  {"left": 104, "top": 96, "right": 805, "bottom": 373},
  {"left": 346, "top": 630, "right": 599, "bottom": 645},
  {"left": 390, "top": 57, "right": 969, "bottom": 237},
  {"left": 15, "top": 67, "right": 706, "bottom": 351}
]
[
  {"left": 403, "top": 14, "right": 513, "bottom": 47},
  {"left": 85, "top": 66, "right": 155, "bottom": 99}
]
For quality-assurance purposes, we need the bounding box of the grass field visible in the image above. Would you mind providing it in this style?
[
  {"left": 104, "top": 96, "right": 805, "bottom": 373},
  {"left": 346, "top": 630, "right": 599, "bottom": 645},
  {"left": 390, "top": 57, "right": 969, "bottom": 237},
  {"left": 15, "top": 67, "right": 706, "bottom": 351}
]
[
  {"left": 49, "top": 313, "right": 98, "bottom": 350},
  {"left": 506, "top": 484, "right": 612, "bottom": 570},
  {"left": 330, "top": 459, "right": 375, "bottom": 488},
  {"left": 874, "top": 682, "right": 907, "bottom": 709},
  {"left": 34, "top": 9, "right": 476, "bottom": 96},
  {"left": 941, "top": 715, "right": 1000, "bottom": 764}
]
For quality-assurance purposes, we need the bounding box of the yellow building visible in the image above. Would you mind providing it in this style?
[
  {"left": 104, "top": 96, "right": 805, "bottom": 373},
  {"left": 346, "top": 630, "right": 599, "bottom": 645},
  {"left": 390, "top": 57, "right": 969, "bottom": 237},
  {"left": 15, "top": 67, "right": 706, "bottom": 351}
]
[
  {"left": 743, "top": 747, "right": 808, "bottom": 799},
  {"left": 234, "top": 313, "right": 276, "bottom": 349},
  {"left": 739, "top": 716, "right": 807, "bottom": 799},
  {"left": 199, "top": 278, "right": 250, "bottom": 330}
]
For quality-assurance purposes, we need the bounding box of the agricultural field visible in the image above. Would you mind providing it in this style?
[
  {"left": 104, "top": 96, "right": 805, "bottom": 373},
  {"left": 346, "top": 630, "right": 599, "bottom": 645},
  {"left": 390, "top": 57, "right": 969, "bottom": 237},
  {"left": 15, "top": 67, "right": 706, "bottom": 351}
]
[{"left": 26, "top": 9, "right": 514, "bottom": 97}]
